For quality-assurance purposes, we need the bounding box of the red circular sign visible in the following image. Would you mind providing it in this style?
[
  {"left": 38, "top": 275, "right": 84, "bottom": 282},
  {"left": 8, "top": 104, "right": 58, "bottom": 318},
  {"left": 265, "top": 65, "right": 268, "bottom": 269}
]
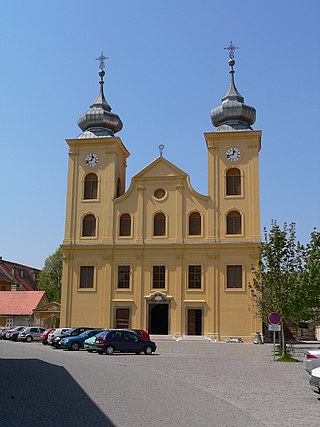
[{"left": 268, "top": 312, "right": 281, "bottom": 325}]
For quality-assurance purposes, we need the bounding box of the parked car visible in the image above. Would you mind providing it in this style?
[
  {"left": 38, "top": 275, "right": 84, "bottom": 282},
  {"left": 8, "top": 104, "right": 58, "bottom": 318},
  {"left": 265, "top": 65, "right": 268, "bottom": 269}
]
[
  {"left": 17, "top": 327, "right": 46, "bottom": 342},
  {"left": 51, "top": 327, "right": 94, "bottom": 349},
  {"left": 94, "top": 329, "right": 157, "bottom": 355},
  {"left": 84, "top": 335, "right": 100, "bottom": 352},
  {"left": 48, "top": 328, "right": 72, "bottom": 345},
  {"left": 130, "top": 329, "right": 150, "bottom": 340},
  {"left": 60, "top": 329, "right": 102, "bottom": 351},
  {"left": 40, "top": 328, "right": 55, "bottom": 345},
  {"left": 309, "top": 366, "right": 320, "bottom": 394},
  {"left": 303, "top": 349, "right": 320, "bottom": 371},
  {"left": 6, "top": 326, "right": 26, "bottom": 341},
  {"left": 0, "top": 328, "right": 9, "bottom": 339}
]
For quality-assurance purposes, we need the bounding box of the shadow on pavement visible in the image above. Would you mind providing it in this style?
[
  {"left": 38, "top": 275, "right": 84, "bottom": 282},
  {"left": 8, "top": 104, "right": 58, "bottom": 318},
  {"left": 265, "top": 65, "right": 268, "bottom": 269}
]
[{"left": 0, "top": 358, "right": 115, "bottom": 427}]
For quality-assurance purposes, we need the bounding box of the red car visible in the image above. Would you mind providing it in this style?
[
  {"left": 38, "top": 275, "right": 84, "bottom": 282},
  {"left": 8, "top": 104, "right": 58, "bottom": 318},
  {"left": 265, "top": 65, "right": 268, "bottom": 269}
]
[
  {"left": 131, "top": 329, "right": 150, "bottom": 340},
  {"left": 40, "top": 328, "right": 55, "bottom": 345}
]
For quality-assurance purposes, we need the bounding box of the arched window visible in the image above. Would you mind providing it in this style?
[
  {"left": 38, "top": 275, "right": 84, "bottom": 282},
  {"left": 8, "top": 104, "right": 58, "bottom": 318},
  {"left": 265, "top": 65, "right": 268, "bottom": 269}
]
[
  {"left": 154, "top": 212, "right": 166, "bottom": 236},
  {"left": 227, "top": 211, "right": 241, "bottom": 234},
  {"left": 116, "top": 178, "right": 121, "bottom": 198},
  {"left": 82, "top": 214, "right": 96, "bottom": 237},
  {"left": 119, "top": 214, "right": 131, "bottom": 236},
  {"left": 226, "top": 168, "right": 241, "bottom": 196},
  {"left": 189, "top": 212, "right": 201, "bottom": 236},
  {"left": 84, "top": 173, "right": 98, "bottom": 199}
]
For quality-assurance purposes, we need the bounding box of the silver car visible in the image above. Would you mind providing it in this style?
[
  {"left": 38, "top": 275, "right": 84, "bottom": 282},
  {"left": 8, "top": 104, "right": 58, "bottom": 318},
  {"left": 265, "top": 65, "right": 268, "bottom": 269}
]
[
  {"left": 303, "top": 348, "right": 320, "bottom": 371},
  {"left": 309, "top": 366, "right": 320, "bottom": 394},
  {"left": 18, "top": 327, "right": 46, "bottom": 342}
]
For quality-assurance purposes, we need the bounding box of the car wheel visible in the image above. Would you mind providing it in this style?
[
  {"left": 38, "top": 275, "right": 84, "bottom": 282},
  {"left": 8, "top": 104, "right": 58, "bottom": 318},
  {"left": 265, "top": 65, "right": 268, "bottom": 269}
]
[
  {"left": 26, "top": 336, "right": 33, "bottom": 343},
  {"left": 143, "top": 345, "right": 153, "bottom": 355},
  {"left": 87, "top": 349, "right": 93, "bottom": 353},
  {"left": 71, "top": 342, "right": 80, "bottom": 351},
  {"left": 106, "top": 346, "right": 114, "bottom": 355},
  {"left": 42, "top": 342, "right": 47, "bottom": 345}
]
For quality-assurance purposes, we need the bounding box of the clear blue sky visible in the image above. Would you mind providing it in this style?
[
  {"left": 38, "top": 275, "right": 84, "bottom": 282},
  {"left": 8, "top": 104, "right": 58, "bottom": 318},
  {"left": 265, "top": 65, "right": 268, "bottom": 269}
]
[{"left": 0, "top": 1, "right": 319, "bottom": 269}]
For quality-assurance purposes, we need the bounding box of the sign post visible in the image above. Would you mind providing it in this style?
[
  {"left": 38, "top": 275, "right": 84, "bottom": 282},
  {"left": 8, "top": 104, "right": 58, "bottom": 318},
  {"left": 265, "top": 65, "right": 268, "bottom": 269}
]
[{"left": 268, "top": 312, "right": 281, "bottom": 362}]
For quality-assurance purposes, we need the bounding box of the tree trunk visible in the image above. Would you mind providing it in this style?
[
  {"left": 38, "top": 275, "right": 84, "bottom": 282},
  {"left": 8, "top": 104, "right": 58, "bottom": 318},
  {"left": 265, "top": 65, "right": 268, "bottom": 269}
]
[{"left": 281, "top": 319, "right": 286, "bottom": 356}]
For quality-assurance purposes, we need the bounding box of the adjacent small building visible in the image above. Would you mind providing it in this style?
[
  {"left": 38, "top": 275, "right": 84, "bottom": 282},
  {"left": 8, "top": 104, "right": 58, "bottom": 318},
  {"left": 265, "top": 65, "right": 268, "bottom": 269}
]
[
  {"left": 0, "top": 257, "right": 39, "bottom": 291},
  {"left": 0, "top": 291, "right": 49, "bottom": 328}
]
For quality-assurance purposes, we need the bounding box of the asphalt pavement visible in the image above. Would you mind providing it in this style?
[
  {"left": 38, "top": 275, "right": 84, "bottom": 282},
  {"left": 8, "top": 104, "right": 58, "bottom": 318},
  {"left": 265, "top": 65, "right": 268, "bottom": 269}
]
[{"left": 0, "top": 339, "right": 319, "bottom": 427}]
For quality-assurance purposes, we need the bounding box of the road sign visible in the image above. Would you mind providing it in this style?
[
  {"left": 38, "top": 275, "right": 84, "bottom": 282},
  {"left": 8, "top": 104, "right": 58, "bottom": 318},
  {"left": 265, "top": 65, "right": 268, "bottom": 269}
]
[
  {"left": 268, "top": 312, "right": 281, "bottom": 325},
  {"left": 268, "top": 324, "right": 281, "bottom": 332}
]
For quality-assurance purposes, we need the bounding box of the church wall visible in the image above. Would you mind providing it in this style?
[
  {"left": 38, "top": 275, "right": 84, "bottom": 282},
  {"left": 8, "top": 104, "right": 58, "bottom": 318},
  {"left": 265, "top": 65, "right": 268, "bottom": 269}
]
[{"left": 61, "top": 243, "right": 260, "bottom": 341}]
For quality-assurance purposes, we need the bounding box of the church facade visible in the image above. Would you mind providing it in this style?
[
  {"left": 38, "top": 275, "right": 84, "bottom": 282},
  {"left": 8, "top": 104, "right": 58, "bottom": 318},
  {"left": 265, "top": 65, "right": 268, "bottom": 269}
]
[{"left": 60, "top": 49, "right": 262, "bottom": 341}]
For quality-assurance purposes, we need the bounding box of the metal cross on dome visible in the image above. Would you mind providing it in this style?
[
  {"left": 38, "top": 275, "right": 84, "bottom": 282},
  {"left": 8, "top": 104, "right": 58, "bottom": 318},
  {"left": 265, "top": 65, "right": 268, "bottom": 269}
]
[
  {"left": 224, "top": 41, "right": 239, "bottom": 60},
  {"left": 96, "top": 52, "right": 109, "bottom": 70}
]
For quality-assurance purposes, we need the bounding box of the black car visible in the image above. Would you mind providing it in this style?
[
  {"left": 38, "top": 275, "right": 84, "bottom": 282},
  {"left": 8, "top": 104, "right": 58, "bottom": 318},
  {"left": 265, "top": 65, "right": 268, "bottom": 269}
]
[
  {"left": 94, "top": 329, "right": 157, "bottom": 355},
  {"left": 51, "top": 327, "right": 94, "bottom": 348},
  {"left": 0, "top": 328, "right": 9, "bottom": 339},
  {"left": 6, "top": 326, "right": 26, "bottom": 341}
]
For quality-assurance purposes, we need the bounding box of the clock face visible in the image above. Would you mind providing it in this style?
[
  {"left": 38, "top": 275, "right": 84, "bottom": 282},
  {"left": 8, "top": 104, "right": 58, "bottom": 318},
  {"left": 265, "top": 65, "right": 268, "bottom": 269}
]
[
  {"left": 226, "top": 147, "right": 241, "bottom": 162},
  {"left": 85, "top": 153, "right": 99, "bottom": 167}
]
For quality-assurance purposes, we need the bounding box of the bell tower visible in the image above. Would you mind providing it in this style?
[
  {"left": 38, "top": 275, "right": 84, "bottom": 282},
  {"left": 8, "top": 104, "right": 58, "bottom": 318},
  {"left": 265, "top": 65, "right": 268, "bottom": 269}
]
[
  {"left": 63, "top": 53, "right": 129, "bottom": 246},
  {"left": 205, "top": 43, "right": 261, "bottom": 242}
]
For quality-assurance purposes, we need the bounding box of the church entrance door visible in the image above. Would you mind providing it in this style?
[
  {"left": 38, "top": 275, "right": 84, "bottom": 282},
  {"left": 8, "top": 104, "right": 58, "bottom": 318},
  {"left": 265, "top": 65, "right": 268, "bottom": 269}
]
[{"left": 148, "top": 303, "right": 169, "bottom": 335}]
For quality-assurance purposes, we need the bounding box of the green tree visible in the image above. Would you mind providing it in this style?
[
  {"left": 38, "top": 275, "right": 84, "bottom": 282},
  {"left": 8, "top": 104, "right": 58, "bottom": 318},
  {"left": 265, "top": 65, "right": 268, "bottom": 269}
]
[
  {"left": 299, "top": 229, "right": 320, "bottom": 322},
  {"left": 37, "top": 248, "right": 63, "bottom": 302},
  {"left": 250, "top": 221, "right": 303, "bottom": 355}
]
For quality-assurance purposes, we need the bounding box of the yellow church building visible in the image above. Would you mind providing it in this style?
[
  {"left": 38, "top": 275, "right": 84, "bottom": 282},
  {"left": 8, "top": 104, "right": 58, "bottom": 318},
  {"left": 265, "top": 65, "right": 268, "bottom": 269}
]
[{"left": 60, "top": 47, "right": 262, "bottom": 341}]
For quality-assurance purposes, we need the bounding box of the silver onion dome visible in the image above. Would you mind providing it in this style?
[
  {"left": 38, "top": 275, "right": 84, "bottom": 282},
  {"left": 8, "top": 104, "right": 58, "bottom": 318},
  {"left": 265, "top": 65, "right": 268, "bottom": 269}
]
[
  {"left": 210, "top": 52, "right": 256, "bottom": 132},
  {"left": 77, "top": 60, "right": 123, "bottom": 138}
]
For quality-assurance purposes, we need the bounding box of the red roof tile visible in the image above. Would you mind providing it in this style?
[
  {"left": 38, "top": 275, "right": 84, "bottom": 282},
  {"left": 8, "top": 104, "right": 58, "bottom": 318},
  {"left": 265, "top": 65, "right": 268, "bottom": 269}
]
[{"left": 0, "top": 291, "right": 46, "bottom": 315}]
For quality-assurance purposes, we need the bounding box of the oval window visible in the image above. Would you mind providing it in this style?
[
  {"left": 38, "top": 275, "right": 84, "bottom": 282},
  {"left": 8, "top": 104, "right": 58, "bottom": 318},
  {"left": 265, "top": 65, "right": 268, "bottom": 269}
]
[{"left": 154, "top": 188, "right": 166, "bottom": 200}]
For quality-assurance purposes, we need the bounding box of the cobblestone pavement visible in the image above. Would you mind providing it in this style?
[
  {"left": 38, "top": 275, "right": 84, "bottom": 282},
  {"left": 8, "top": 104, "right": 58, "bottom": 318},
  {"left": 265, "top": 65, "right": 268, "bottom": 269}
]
[{"left": 0, "top": 339, "right": 319, "bottom": 426}]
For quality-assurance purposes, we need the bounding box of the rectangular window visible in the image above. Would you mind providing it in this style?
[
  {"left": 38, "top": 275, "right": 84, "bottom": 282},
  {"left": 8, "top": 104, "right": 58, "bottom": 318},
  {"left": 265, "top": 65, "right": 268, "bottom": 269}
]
[
  {"left": 227, "top": 265, "right": 242, "bottom": 288},
  {"left": 6, "top": 319, "right": 13, "bottom": 328},
  {"left": 154, "top": 214, "right": 166, "bottom": 236},
  {"left": 152, "top": 266, "right": 165, "bottom": 289},
  {"left": 227, "top": 213, "right": 241, "bottom": 234},
  {"left": 80, "top": 266, "right": 94, "bottom": 288},
  {"left": 119, "top": 214, "right": 131, "bottom": 236},
  {"left": 118, "top": 266, "right": 130, "bottom": 289},
  {"left": 226, "top": 175, "right": 241, "bottom": 195},
  {"left": 84, "top": 180, "right": 98, "bottom": 199},
  {"left": 114, "top": 308, "right": 130, "bottom": 329},
  {"left": 189, "top": 213, "right": 201, "bottom": 236},
  {"left": 188, "top": 265, "right": 202, "bottom": 289}
]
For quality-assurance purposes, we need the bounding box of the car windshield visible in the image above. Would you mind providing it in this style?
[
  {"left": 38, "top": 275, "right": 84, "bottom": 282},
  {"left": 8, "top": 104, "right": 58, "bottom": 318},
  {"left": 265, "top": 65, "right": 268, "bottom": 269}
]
[
  {"left": 78, "top": 330, "right": 91, "bottom": 337},
  {"left": 95, "top": 330, "right": 108, "bottom": 338}
]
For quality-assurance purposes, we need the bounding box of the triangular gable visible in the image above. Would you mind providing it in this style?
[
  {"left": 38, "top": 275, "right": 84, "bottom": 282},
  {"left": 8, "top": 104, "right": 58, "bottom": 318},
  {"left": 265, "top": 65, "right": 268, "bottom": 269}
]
[
  {"left": 34, "top": 302, "right": 61, "bottom": 312},
  {"left": 133, "top": 156, "right": 188, "bottom": 179}
]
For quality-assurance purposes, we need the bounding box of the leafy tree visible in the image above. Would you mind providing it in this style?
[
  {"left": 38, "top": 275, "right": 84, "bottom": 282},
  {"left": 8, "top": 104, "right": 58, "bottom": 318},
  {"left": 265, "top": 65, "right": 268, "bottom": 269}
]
[
  {"left": 299, "top": 229, "right": 320, "bottom": 322},
  {"left": 250, "top": 221, "right": 304, "bottom": 355},
  {"left": 37, "top": 248, "right": 63, "bottom": 302}
]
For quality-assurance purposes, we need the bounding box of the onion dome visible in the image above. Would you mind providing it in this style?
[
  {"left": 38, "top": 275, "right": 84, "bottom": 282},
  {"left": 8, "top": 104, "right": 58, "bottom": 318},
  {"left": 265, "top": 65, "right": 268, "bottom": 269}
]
[
  {"left": 210, "top": 43, "right": 256, "bottom": 132},
  {"left": 77, "top": 53, "right": 123, "bottom": 138}
]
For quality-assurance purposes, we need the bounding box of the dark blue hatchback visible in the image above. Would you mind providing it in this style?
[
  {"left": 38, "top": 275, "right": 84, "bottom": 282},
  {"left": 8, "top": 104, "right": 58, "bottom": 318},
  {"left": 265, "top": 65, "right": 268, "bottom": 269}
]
[{"left": 94, "top": 329, "right": 156, "bottom": 355}]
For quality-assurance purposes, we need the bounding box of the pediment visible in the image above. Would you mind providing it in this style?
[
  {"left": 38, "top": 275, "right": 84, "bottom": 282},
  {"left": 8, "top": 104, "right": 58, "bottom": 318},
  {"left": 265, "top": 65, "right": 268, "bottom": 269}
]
[{"left": 134, "top": 156, "right": 187, "bottom": 179}]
